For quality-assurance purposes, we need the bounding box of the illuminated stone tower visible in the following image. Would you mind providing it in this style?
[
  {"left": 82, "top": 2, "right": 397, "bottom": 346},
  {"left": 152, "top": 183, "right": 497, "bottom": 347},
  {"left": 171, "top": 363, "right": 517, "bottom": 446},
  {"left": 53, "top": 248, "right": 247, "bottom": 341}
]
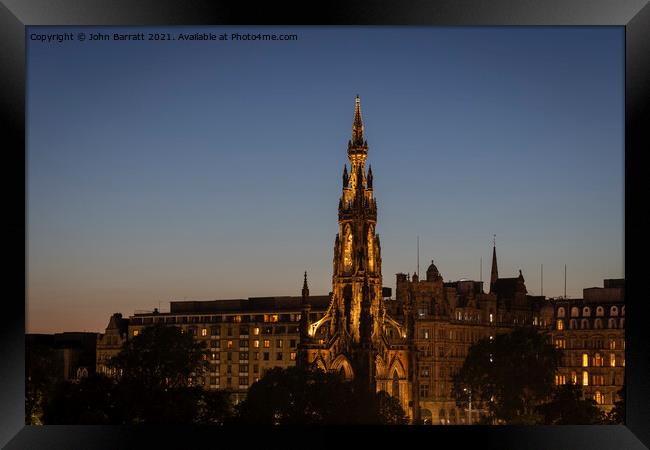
[
  {"left": 332, "top": 95, "right": 383, "bottom": 345},
  {"left": 298, "top": 96, "right": 413, "bottom": 418}
]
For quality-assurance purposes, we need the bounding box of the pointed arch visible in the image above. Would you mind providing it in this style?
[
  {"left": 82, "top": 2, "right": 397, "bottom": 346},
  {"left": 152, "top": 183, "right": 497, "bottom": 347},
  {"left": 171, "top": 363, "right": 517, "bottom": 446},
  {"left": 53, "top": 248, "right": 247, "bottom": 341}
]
[
  {"left": 312, "top": 354, "right": 328, "bottom": 372},
  {"left": 387, "top": 354, "right": 406, "bottom": 379},
  {"left": 331, "top": 354, "right": 354, "bottom": 380}
]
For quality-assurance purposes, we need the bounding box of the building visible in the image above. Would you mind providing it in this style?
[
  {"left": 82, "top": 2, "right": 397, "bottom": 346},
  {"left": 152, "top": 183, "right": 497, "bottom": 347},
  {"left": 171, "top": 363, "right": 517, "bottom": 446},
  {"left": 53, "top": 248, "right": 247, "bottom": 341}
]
[
  {"left": 549, "top": 279, "right": 625, "bottom": 413},
  {"left": 98, "top": 295, "right": 330, "bottom": 403},
  {"left": 27, "top": 332, "right": 98, "bottom": 382},
  {"left": 386, "top": 243, "right": 551, "bottom": 424}
]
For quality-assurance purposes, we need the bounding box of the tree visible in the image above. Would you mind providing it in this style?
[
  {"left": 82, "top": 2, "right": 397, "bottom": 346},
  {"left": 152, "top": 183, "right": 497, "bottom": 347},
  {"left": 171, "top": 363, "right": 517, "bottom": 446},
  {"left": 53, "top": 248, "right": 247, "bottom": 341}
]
[
  {"left": 606, "top": 384, "right": 625, "bottom": 424},
  {"left": 25, "top": 342, "right": 61, "bottom": 424},
  {"left": 452, "top": 326, "right": 561, "bottom": 424},
  {"left": 537, "top": 382, "right": 605, "bottom": 424},
  {"left": 236, "top": 366, "right": 407, "bottom": 424},
  {"left": 42, "top": 374, "right": 122, "bottom": 424},
  {"left": 108, "top": 324, "right": 209, "bottom": 389}
]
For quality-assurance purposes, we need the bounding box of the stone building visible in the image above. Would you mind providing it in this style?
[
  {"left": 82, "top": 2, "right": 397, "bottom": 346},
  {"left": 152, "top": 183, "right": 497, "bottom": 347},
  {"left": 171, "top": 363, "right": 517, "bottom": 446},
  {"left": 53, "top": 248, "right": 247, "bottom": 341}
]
[
  {"left": 386, "top": 243, "right": 551, "bottom": 424},
  {"left": 96, "top": 313, "right": 129, "bottom": 377},
  {"left": 97, "top": 295, "right": 330, "bottom": 403},
  {"left": 549, "top": 278, "right": 625, "bottom": 413},
  {"left": 27, "top": 332, "right": 98, "bottom": 382}
]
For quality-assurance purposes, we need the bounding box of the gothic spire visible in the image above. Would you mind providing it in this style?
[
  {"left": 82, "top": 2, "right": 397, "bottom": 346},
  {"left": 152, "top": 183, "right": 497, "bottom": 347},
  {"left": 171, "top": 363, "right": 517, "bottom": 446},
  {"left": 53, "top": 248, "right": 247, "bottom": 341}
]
[
  {"left": 352, "top": 95, "right": 365, "bottom": 147},
  {"left": 302, "top": 271, "right": 310, "bottom": 300},
  {"left": 490, "top": 235, "right": 498, "bottom": 293}
]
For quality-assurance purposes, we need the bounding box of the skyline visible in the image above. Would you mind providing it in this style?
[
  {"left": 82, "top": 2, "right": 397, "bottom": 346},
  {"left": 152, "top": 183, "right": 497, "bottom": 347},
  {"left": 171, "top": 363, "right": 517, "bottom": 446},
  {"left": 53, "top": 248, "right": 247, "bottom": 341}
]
[{"left": 27, "top": 26, "right": 624, "bottom": 333}]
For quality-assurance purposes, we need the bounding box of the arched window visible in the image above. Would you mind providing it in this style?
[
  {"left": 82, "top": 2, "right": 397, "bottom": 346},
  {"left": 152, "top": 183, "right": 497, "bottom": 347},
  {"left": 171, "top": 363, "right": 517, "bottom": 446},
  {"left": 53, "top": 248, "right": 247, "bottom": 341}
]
[
  {"left": 571, "top": 307, "right": 579, "bottom": 317},
  {"left": 610, "top": 306, "right": 619, "bottom": 316},
  {"left": 621, "top": 306, "right": 625, "bottom": 316},
  {"left": 569, "top": 319, "right": 577, "bottom": 330},
  {"left": 582, "top": 353, "right": 589, "bottom": 367},
  {"left": 608, "top": 318, "right": 617, "bottom": 329},
  {"left": 439, "top": 409, "right": 446, "bottom": 425},
  {"left": 620, "top": 318, "right": 625, "bottom": 328},
  {"left": 343, "top": 224, "right": 353, "bottom": 272},
  {"left": 556, "top": 319, "right": 564, "bottom": 331},
  {"left": 557, "top": 307, "right": 565, "bottom": 318},
  {"left": 367, "top": 225, "right": 375, "bottom": 273},
  {"left": 582, "top": 370, "right": 589, "bottom": 386},
  {"left": 392, "top": 371, "right": 400, "bottom": 399},
  {"left": 581, "top": 319, "right": 589, "bottom": 329},
  {"left": 594, "top": 318, "right": 603, "bottom": 329},
  {"left": 596, "top": 306, "right": 604, "bottom": 316},
  {"left": 583, "top": 307, "right": 591, "bottom": 316}
]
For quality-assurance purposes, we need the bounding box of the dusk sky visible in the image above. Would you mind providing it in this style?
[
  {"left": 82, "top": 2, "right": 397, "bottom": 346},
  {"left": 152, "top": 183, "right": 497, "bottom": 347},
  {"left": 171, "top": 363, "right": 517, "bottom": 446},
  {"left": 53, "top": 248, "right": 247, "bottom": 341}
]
[{"left": 27, "top": 26, "right": 624, "bottom": 333}]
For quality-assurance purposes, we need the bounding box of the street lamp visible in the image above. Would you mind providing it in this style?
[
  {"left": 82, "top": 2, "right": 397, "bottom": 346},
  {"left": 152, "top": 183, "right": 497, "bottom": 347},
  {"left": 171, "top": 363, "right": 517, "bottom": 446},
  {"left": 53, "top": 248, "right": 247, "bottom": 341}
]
[{"left": 463, "top": 387, "right": 472, "bottom": 425}]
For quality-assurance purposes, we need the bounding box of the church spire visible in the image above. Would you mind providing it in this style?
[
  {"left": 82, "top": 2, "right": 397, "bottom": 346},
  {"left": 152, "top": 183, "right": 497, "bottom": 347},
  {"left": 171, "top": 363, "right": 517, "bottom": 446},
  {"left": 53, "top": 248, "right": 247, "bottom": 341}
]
[
  {"left": 490, "top": 235, "right": 498, "bottom": 293},
  {"left": 352, "top": 95, "right": 364, "bottom": 146}
]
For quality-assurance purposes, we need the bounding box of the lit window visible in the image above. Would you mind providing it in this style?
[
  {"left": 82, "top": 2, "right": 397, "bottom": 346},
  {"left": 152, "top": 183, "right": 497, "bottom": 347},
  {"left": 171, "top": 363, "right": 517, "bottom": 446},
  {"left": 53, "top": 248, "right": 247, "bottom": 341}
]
[
  {"left": 582, "top": 371, "right": 589, "bottom": 386},
  {"left": 571, "top": 371, "right": 577, "bottom": 384},
  {"left": 582, "top": 353, "right": 589, "bottom": 367},
  {"left": 253, "top": 340, "right": 260, "bottom": 348},
  {"left": 133, "top": 330, "right": 139, "bottom": 337},
  {"left": 556, "top": 320, "right": 564, "bottom": 331},
  {"left": 594, "top": 391, "right": 604, "bottom": 405},
  {"left": 253, "top": 327, "right": 260, "bottom": 335},
  {"left": 227, "top": 340, "right": 233, "bottom": 349},
  {"left": 201, "top": 328, "right": 208, "bottom": 337},
  {"left": 609, "top": 339, "right": 616, "bottom": 350},
  {"left": 277, "top": 339, "right": 283, "bottom": 348},
  {"left": 489, "top": 313, "right": 494, "bottom": 323},
  {"left": 269, "top": 314, "right": 279, "bottom": 323},
  {"left": 290, "top": 352, "right": 296, "bottom": 361},
  {"left": 594, "top": 353, "right": 603, "bottom": 367},
  {"left": 263, "top": 339, "right": 270, "bottom": 348},
  {"left": 610, "top": 353, "right": 616, "bottom": 367},
  {"left": 234, "top": 315, "right": 242, "bottom": 323}
]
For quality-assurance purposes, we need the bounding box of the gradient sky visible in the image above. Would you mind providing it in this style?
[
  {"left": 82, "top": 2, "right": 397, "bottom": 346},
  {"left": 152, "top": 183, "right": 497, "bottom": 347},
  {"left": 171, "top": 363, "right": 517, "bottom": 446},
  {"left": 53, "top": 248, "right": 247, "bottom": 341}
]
[{"left": 27, "top": 26, "right": 624, "bottom": 333}]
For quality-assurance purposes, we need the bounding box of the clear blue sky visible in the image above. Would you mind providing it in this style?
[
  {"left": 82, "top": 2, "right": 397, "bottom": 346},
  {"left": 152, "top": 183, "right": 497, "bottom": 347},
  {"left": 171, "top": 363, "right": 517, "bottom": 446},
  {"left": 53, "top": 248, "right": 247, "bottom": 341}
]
[{"left": 27, "top": 26, "right": 624, "bottom": 333}]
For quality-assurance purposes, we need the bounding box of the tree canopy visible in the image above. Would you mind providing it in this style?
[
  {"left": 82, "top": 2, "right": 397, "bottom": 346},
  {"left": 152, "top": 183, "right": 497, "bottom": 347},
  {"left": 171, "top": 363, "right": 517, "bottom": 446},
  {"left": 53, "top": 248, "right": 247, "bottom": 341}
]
[
  {"left": 537, "top": 382, "right": 605, "bottom": 425},
  {"left": 236, "top": 366, "right": 407, "bottom": 425},
  {"left": 452, "top": 326, "right": 561, "bottom": 424},
  {"left": 108, "top": 324, "right": 209, "bottom": 389}
]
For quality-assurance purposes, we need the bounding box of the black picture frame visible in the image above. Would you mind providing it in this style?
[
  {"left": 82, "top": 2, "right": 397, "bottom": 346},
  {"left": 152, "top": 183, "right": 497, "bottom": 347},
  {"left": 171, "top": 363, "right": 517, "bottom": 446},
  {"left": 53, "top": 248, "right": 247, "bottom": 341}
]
[{"left": 2, "top": 1, "right": 648, "bottom": 448}]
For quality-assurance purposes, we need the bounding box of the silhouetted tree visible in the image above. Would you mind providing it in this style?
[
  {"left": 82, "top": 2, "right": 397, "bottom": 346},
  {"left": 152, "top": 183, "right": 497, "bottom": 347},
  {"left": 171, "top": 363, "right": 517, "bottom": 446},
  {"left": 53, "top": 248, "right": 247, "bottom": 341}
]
[
  {"left": 42, "top": 374, "right": 121, "bottom": 424},
  {"left": 25, "top": 343, "right": 62, "bottom": 424},
  {"left": 606, "top": 384, "right": 625, "bottom": 424},
  {"left": 108, "top": 324, "right": 209, "bottom": 389},
  {"left": 537, "top": 382, "right": 605, "bottom": 424},
  {"left": 452, "top": 326, "right": 561, "bottom": 424},
  {"left": 236, "top": 366, "right": 407, "bottom": 424}
]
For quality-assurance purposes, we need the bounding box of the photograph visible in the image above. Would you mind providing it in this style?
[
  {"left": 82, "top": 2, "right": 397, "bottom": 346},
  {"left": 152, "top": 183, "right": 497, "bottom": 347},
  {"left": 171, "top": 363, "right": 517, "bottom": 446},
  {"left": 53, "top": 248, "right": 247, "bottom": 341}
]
[{"left": 25, "top": 25, "right": 626, "bottom": 427}]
